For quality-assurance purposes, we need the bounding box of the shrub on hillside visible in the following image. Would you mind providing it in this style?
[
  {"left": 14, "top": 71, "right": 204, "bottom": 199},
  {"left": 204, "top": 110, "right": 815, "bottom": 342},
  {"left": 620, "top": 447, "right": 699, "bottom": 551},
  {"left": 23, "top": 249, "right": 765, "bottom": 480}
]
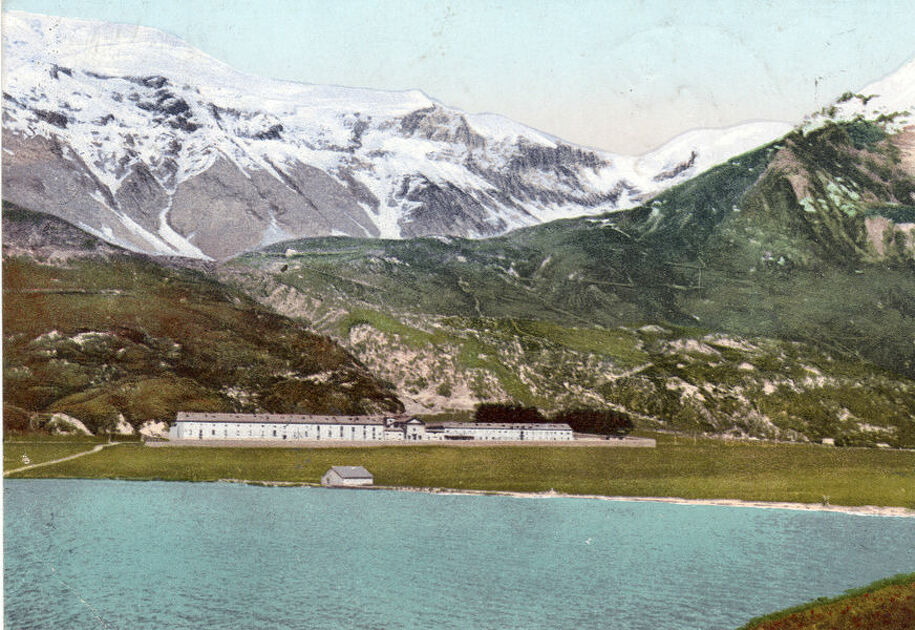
[{"left": 3, "top": 404, "right": 32, "bottom": 433}]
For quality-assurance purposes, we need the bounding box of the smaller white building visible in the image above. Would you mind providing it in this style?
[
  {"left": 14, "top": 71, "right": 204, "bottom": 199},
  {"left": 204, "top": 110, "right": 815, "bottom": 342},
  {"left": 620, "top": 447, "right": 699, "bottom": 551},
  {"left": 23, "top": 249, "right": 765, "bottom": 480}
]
[
  {"left": 426, "top": 422, "right": 574, "bottom": 441},
  {"left": 399, "top": 417, "right": 427, "bottom": 440},
  {"left": 321, "top": 466, "right": 374, "bottom": 486}
]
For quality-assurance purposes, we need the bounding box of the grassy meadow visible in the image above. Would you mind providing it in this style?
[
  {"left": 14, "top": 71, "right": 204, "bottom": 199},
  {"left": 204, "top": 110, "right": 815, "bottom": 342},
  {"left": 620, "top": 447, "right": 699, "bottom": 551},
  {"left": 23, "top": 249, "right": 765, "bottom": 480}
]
[
  {"left": 5, "top": 434, "right": 914, "bottom": 508},
  {"left": 739, "top": 573, "right": 915, "bottom": 630},
  {"left": 3, "top": 438, "right": 106, "bottom": 471}
]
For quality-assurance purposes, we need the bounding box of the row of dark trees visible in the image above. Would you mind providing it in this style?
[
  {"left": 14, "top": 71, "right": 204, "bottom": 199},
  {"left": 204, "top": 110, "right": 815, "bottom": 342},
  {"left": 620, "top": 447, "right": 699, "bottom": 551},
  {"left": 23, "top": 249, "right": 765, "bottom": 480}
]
[
  {"left": 473, "top": 403, "right": 633, "bottom": 436},
  {"left": 474, "top": 403, "right": 546, "bottom": 424}
]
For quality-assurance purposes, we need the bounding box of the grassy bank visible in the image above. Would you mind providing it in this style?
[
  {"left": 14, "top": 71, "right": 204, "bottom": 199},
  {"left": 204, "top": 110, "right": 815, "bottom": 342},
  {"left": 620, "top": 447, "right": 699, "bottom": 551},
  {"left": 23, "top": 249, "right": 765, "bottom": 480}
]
[
  {"left": 738, "top": 573, "right": 915, "bottom": 629},
  {"left": 5, "top": 435, "right": 914, "bottom": 508},
  {"left": 2, "top": 433, "right": 127, "bottom": 471},
  {"left": 3, "top": 440, "right": 103, "bottom": 471}
]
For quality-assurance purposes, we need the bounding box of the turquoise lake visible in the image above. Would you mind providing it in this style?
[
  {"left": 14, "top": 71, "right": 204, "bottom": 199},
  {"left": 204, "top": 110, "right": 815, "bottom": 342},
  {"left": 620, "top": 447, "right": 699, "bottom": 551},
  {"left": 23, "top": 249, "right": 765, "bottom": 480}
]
[{"left": 4, "top": 479, "right": 914, "bottom": 629}]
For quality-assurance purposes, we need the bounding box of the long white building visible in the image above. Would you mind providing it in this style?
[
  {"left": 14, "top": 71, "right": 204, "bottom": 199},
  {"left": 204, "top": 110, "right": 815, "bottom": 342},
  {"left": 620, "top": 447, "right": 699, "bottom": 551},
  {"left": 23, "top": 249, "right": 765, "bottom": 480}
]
[
  {"left": 169, "top": 412, "right": 574, "bottom": 442},
  {"left": 170, "top": 412, "right": 390, "bottom": 441}
]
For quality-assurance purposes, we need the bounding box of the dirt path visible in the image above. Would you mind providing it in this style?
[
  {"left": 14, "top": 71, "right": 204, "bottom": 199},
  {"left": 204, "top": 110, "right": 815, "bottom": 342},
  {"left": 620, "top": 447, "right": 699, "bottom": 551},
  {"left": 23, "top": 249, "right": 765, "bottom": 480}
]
[{"left": 4, "top": 443, "right": 117, "bottom": 477}]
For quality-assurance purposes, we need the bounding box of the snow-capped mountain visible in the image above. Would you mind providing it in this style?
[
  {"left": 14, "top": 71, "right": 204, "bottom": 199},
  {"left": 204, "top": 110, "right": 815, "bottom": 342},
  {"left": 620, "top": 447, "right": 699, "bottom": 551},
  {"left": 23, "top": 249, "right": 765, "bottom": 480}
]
[
  {"left": 1, "top": 11, "right": 792, "bottom": 259},
  {"left": 804, "top": 58, "right": 915, "bottom": 132}
]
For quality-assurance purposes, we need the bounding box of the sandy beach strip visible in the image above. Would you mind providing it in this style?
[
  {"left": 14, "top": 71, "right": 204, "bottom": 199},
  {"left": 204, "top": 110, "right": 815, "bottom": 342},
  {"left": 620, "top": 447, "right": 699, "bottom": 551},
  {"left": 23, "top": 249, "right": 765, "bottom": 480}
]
[{"left": 213, "top": 479, "right": 914, "bottom": 518}]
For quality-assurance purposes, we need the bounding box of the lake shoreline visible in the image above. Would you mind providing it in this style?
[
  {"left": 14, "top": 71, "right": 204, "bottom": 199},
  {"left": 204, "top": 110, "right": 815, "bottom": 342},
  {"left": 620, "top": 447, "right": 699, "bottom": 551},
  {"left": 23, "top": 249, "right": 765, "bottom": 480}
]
[
  {"left": 8, "top": 440, "right": 913, "bottom": 514},
  {"left": 214, "top": 478, "right": 915, "bottom": 517},
  {"left": 6, "top": 473, "right": 912, "bottom": 516}
]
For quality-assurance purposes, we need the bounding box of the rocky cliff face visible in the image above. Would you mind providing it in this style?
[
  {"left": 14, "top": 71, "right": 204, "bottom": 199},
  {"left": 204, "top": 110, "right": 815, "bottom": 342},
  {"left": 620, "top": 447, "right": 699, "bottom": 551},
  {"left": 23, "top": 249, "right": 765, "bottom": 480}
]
[{"left": 1, "top": 11, "right": 791, "bottom": 259}]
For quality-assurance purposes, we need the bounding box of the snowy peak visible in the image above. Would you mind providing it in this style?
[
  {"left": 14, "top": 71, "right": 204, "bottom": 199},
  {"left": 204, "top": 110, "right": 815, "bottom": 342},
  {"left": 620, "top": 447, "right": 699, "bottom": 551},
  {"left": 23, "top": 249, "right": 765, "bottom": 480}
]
[
  {"left": 3, "top": 10, "right": 437, "bottom": 115},
  {"left": 635, "top": 122, "right": 794, "bottom": 183},
  {"left": 2, "top": 11, "right": 808, "bottom": 259},
  {"left": 863, "top": 58, "right": 915, "bottom": 112},
  {"left": 804, "top": 58, "right": 915, "bottom": 131},
  {"left": 5, "top": 10, "right": 246, "bottom": 91}
]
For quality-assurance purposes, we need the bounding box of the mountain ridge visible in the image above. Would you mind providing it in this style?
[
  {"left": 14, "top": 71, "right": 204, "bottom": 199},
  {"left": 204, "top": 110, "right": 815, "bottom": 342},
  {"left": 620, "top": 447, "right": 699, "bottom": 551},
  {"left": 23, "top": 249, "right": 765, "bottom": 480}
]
[{"left": 2, "top": 10, "right": 791, "bottom": 259}]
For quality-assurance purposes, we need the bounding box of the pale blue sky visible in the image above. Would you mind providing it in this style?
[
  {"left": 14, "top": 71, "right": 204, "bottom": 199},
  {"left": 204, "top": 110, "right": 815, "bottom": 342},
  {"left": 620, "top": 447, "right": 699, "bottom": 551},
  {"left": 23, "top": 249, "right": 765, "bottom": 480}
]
[{"left": 4, "top": 0, "right": 915, "bottom": 153}]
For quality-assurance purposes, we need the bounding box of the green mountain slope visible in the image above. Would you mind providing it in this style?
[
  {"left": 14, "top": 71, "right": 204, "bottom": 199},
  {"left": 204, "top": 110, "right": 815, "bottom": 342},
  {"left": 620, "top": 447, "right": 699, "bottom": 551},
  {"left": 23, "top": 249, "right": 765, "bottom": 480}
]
[
  {"left": 235, "top": 122, "right": 914, "bottom": 371},
  {"left": 2, "top": 204, "right": 403, "bottom": 434},
  {"left": 223, "top": 121, "right": 914, "bottom": 443}
]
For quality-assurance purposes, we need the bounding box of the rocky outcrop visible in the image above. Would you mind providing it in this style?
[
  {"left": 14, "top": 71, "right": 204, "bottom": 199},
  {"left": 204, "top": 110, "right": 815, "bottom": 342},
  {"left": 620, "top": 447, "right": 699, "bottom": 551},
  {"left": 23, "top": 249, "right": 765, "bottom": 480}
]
[
  {"left": 1, "top": 131, "right": 163, "bottom": 254},
  {"left": 395, "top": 176, "right": 507, "bottom": 238},
  {"left": 114, "top": 164, "right": 170, "bottom": 234},
  {"left": 166, "top": 157, "right": 380, "bottom": 258},
  {"left": 45, "top": 413, "right": 93, "bottom": 436}
]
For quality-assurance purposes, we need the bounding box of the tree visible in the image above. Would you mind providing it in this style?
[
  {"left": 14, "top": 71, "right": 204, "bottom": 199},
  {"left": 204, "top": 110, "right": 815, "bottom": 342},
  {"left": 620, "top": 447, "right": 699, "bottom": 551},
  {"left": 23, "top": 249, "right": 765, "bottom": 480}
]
[
  {"left": 474, "top": 403, "right": 545, "bottom": 424},
  {"left": 551, "top": 407, "right": 633, "bottom": 436}
]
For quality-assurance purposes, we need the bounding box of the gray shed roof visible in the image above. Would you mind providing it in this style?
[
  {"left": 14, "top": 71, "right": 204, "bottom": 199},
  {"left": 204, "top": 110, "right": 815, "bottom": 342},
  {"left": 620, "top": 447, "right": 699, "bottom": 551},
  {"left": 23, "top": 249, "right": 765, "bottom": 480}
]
[{"left": 327, "top": 466, "right": 373, "bottom": 479}]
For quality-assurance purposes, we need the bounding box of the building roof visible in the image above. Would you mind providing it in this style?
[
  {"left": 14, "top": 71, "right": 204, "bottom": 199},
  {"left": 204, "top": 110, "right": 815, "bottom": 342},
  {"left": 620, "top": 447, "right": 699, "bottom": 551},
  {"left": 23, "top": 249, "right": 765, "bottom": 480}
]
[
  {"left": 427, "top": 422, "right": 573, "bottom": 430},
  {"left": 327, "top": 466, "right": 373, "bottom": 479},
  {"left": 175, "top": 412, "right": 404, "bottom": 426}
]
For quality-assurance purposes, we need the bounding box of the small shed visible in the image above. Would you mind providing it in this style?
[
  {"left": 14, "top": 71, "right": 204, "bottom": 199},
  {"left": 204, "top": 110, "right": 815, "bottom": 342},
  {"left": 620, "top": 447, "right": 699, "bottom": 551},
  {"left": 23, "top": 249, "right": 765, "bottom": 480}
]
[{"left": 321, "top": 466, "right": 374, "bottom": 487}]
